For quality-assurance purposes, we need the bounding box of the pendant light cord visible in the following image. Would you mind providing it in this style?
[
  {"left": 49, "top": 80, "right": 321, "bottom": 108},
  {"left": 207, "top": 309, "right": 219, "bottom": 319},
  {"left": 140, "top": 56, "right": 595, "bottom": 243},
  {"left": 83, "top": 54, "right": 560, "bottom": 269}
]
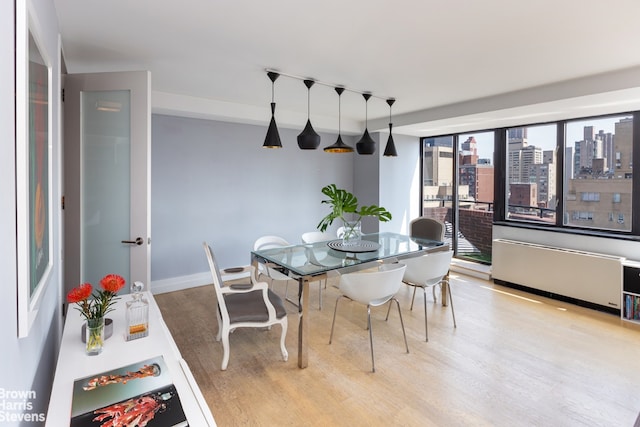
[
  {"left": 338, "top": 94, "right": 341, "bottom": 134},
  {"left": 365, "top": 99, "right": 368, "bottom": 124}
]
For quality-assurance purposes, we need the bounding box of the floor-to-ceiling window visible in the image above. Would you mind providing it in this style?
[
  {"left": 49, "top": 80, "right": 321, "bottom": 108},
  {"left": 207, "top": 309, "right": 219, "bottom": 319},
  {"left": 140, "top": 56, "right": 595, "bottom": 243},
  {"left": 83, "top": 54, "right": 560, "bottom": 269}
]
[{"left": 421, "top": 132, "right": 495, "bottom": 263}]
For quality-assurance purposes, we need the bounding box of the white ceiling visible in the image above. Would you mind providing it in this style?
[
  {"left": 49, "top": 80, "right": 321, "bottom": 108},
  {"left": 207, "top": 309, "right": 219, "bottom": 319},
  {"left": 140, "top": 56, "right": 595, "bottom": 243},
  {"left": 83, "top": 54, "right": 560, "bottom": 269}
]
[{"left": 53, "top": 0, "right": 640, "bottom": 137}]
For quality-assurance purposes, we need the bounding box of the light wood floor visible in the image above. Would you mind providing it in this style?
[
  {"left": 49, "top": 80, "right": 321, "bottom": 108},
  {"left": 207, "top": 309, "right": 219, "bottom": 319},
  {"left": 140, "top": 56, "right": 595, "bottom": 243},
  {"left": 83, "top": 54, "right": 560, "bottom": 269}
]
[{"left": 155, "top": 272, "right": 640, "bottom": 427}]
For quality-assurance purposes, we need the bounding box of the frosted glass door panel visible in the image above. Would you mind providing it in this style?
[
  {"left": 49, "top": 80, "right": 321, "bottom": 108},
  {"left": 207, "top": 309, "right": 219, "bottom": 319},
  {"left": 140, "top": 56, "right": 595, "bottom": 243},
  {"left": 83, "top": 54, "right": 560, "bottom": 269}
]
[{"left": 81, "top": 90, "right": 131, "bottom": 285}]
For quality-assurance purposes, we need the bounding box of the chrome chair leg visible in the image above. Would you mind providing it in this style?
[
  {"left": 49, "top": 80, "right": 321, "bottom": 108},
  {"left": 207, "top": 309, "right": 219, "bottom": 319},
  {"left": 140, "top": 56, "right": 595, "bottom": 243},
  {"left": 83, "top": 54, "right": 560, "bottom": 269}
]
[
  {"left": 423, "top": 287, "right": 429, "bottom": 342},
  {"left": 367, "top": 305, "right": 375, "bottom": 373},
  {"left": 446, "top": 279, "right": 457, "bottom": 328},
  {"left": 329, "top": 295, "right": 347, "bottom": 344},
  {"left": 410, "top": 286, "right": 418, "bottom": 310},
  {"left": 392, "top": 298, "right": 409, "bottom": 354}
]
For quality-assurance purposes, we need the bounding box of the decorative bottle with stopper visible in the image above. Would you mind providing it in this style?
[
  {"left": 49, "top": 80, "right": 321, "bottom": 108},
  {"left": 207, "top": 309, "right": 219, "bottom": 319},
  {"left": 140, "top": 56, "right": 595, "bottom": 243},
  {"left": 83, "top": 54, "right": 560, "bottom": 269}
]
[{"left": 126, "top": 281, "right": 149, "bottom": 341}]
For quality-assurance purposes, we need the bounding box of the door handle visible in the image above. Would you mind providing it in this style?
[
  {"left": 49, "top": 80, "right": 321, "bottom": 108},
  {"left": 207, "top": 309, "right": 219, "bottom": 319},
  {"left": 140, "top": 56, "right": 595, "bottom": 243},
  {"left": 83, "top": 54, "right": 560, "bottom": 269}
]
[{"left": 122, "top": 237, "right": 144, "bottom": 246}]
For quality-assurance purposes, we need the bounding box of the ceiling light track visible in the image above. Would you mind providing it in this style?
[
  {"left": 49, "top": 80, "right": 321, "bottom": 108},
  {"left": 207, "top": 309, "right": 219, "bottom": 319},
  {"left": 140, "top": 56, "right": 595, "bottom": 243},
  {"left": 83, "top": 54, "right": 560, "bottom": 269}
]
[
  {"left": 262, "top": 69, "right": 397, "bottom": 156},
  {"left": 265, "top": 68, "right": 393, "bottom": 103}
]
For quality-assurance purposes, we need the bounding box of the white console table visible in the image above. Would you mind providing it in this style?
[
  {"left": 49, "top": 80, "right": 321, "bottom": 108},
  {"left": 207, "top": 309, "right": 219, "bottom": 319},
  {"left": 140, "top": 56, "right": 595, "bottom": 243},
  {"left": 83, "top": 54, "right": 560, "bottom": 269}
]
[{"left": 46, "top": 292, "right": 216, "bottom": 426}]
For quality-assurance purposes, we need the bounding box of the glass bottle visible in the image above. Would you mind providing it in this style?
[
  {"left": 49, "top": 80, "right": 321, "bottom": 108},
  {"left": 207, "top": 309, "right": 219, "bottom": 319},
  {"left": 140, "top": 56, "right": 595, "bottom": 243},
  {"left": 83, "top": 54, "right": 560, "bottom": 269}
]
[{"left": 126, "top": 281, "right": 149, "bottom": 341}]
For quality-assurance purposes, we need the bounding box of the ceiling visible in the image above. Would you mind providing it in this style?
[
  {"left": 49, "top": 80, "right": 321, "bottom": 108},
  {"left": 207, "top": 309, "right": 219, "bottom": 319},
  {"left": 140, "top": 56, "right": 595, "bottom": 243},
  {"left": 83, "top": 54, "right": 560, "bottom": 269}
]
[{"left": 53, "top": 0, "right": 640, "bottom": 137}]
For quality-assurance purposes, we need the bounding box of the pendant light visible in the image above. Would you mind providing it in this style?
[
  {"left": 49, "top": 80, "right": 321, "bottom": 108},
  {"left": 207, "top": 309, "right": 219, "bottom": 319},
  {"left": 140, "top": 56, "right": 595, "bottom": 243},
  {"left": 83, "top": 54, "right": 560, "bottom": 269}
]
[
  {"left": 263, "top": 71, "right": 282, "bottom": 148},
  {"left": 356, "top": 93, "right": 376, "bottom": 155},
  {"left": 323, "top": 87, "right": 354, "bottom": 153},
  {"left": 383, "top": 98, "right": 398, "bottom": 157},
  {"left": 297, "top": 79, "right": 321, "bottom": 149}
]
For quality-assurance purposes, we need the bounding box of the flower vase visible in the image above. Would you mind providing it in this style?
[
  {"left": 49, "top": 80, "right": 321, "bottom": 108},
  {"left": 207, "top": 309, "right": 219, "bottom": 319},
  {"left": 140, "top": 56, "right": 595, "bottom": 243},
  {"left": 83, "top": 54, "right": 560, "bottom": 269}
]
[
  {"left": 85, "top": 317, "right": 105, "bottom": 356},
  {"left": 342, "top": 220, "right": 362, "bottom": 246}
]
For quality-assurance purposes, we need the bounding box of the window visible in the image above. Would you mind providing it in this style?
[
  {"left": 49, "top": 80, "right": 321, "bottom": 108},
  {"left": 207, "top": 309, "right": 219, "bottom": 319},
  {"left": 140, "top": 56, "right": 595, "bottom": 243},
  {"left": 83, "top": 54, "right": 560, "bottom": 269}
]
[
  {"left": 581, "top": 192, "right": 600, "bottom": 202},
  {"left": 563, "top": 115, "right": 633, "bottom": 231},
  {"left": 420, "top": 112, "right": 638, "bottom": 268},
  {"left": 505, "top": 124, "right": 557, "bottom": 223},
  {"left": 572, "top": 211, "right": 594, "bottom": 221},
  {"left": 421, "top": 133, "right": 494, "bottom": 263}
]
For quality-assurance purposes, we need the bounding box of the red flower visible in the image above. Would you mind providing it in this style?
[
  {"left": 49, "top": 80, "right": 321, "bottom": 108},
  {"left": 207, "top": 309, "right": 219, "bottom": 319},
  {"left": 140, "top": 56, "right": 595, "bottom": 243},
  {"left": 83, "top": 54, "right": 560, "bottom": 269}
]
[
  {"left": 67, "top": 283, "right": 92, "bottom": 303},
  {"left": 100, "top": 274, "right": 126, "bottom": 293}
]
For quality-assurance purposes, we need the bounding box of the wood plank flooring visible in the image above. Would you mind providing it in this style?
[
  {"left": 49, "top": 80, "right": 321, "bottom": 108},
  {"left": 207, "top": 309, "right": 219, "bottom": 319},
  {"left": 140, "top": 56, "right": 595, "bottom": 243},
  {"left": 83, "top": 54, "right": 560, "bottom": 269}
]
[{"left": 155, "top": 272, "right": 640, "bottom": 427}]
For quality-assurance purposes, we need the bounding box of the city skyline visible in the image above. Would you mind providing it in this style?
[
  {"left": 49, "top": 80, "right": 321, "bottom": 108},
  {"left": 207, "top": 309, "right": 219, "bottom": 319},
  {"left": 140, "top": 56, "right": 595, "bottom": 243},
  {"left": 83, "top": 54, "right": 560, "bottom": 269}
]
[{"left": 459, "top": 115, "right": 631, "bottom": 161}]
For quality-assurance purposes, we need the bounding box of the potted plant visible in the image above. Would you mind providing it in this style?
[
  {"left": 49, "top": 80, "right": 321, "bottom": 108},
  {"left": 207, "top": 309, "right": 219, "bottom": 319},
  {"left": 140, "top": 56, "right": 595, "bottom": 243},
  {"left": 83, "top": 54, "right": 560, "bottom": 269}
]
[{"left": 317, "top": 184, "right": 392, "bottom": 242}]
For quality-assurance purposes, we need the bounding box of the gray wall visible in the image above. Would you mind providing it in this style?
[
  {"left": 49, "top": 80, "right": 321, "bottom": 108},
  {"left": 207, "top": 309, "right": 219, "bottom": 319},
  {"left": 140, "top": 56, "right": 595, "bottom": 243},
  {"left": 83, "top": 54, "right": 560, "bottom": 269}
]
[
  {"left": 151, "top": 114, "right": 359, "bottom": 280},
  {"left": 2, "top": 0, "right": 63, "bottom": 424}
]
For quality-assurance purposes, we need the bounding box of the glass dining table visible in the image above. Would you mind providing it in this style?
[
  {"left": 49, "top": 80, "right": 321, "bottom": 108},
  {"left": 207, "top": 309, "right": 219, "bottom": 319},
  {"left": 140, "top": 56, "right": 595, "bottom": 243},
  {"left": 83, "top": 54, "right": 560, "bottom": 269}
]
[{"left": 251, "top": 231, "right": 445, "bottom": 368}]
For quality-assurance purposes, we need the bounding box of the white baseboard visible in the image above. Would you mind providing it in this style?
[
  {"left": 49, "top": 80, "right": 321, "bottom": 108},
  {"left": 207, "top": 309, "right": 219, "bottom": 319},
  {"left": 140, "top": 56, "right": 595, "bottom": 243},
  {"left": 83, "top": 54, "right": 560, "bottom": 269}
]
[
  {"left": 151, "top": 272, "right": 211, "bottom": 295},
  {"left": 450, "top": 259, "right": 492, "bottom": 281}
]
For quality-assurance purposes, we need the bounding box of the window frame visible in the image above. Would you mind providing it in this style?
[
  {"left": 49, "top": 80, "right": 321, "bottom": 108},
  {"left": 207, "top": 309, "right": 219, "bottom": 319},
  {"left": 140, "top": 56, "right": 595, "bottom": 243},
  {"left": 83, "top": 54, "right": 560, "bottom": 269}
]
[
  {"left": 494, "top": 111, "right": 640, "bottom": 238},
  {"left": 422, "top": 110, "right": 640, "bottom": 240}
]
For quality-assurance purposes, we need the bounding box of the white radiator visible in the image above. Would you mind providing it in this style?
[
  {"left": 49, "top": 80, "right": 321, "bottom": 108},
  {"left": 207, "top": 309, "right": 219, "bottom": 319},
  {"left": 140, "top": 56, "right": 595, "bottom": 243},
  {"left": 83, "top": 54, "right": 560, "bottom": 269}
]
[{"left": 491, "top": 239, "right": 622, "bottom": 309}]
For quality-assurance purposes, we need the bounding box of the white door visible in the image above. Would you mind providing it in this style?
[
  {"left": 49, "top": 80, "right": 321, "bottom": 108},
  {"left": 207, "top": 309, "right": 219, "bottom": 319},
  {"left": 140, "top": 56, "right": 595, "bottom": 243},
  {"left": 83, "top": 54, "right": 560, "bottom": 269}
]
[{"left": 63, "top": 71, "right": 150, "bottom": 297}]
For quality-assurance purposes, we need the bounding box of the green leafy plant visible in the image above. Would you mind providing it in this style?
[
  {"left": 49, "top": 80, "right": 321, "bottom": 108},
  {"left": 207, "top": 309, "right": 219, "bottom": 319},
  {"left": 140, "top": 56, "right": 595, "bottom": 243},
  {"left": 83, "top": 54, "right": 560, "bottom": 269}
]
[{"left": 317, "top": 184, "right": 392, "bottom": 232}]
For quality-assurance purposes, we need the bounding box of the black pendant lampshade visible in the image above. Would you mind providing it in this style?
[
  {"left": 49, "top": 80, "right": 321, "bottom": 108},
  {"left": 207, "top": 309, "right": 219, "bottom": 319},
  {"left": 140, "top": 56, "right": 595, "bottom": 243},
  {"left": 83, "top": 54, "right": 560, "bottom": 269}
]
[
  {"left": 356, "top": 93, "right": 376, "bottom": 155},
  {"left": 383, "top": 98, "right": 398, "bottom": 157},
  {"left": 323, "top": 87, "right": 354, "bottom": 153},
  {"left": 297, "top": 79, "right": 321, "bottom": 149},
  {"left": 263, "top": 71, "right": 282, "bottom": 149}
]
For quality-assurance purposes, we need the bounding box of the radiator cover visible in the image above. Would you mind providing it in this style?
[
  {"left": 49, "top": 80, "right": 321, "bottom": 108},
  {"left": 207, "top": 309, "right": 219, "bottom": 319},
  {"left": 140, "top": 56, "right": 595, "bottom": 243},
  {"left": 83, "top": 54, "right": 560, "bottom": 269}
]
[{"left": 492, "top": 239, "right": 622, "bottom": 309}]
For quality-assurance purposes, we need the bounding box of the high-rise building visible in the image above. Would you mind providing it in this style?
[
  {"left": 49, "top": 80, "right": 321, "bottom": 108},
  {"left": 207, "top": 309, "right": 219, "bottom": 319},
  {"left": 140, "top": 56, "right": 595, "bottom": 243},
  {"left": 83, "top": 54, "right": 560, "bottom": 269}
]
[
  {"left": 565, "top": 118, "right": 633, "bottom": 230},
  {"left": 530, "top": 155, "right": 556, "bottom": 208},
  {"left": 459, "top": 136, "right": 494, "bottom": 203},
  {"left": 422, "top": 135, "right": 492, "bottom": 208}
]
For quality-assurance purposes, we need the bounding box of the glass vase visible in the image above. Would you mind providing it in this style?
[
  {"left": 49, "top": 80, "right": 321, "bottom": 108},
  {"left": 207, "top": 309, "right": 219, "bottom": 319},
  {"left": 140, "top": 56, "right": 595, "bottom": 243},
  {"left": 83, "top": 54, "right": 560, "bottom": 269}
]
[
  {"left": 86, "top": 317, "right": 105, "bottom": 356},
  {"left": 342, "top": 220, "right": 362, "bottom": 245}
]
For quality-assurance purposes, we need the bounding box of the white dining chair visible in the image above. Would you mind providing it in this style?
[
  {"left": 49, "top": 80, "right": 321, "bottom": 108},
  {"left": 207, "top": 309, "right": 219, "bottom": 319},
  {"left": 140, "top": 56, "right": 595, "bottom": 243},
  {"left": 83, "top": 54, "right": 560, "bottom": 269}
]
[
  {"left": 409, "top": 216, "right": 448, "bottom": 301},
  {"left": 253, "top": 235, "right": 295, "bottom": 289},
  {"left": 203, "top": 242, "right": 288, "bottom": 370},
  {"left": 298, "top": 231, "right": 337, "bottom": 309},
  {"left": 401, "top": 250, "right": 456, "bottom": 341},
  {"left": 301, "top": 231, "right": 335, "bottom": 244},
  {"left": 329, "top": 262, "right": 408, "bottom": 372}
]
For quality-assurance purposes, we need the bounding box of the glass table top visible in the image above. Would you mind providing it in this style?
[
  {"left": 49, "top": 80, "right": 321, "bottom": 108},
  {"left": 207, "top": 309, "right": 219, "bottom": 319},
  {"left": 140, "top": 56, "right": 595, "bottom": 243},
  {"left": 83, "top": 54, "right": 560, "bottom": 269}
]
[{"left": 251, "top": 232, "right": 444, "bottom": 277}]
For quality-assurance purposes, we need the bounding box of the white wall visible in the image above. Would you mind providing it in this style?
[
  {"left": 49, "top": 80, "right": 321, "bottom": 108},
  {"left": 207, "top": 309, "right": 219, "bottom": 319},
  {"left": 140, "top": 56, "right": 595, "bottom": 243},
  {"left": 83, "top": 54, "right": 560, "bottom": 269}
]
[
  {"left": 378, "top": 132, "right": 421, "bottom": 235},
  {"left": 2, "top": 0, "right": 63, "bottom": 423}
]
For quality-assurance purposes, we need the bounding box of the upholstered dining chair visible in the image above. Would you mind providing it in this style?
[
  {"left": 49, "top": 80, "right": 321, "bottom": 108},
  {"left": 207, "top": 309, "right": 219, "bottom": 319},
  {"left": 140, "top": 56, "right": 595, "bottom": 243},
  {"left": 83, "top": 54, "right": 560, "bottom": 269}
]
[
  {"left": 329, "top": 262, "right": 409, "bottom": 372},
  {"left": 401, "top": 250, "right": 456, "bottom": 342},
  {"left": 203, "top": 242, "right": 288, "bottom": 370},
  {"left": 409, "top": 216, "right": 446, "bottom": 242}
]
